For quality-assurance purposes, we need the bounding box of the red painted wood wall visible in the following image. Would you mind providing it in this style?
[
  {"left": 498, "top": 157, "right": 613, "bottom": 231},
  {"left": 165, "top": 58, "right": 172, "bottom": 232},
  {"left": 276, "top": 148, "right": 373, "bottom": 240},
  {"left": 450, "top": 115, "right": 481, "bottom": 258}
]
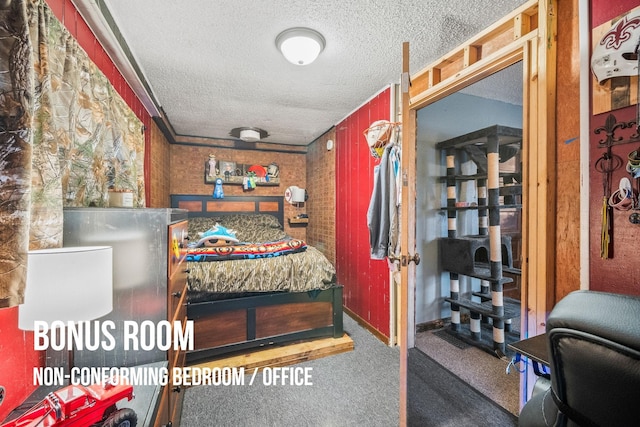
[
  {"left": 335, "top": 88, "right": 392, "bottom": 339},
  {"left": 589, "top": 0, "right": 640, "bottom": 296},
  {"left": 0, "top": 309, "right": 43, "bottom": 421},
  {"left": 1, "top": 2, "right": 152, "bottom": 421}
]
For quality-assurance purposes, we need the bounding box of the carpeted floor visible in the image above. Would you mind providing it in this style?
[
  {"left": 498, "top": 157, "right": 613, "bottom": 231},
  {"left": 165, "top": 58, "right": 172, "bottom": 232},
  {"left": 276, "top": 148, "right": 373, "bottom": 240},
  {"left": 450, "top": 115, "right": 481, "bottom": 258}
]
[
  {"left": 414, "top": 326, "right": 521, "bottom": 416},
  {"left": 181, "top": 314, "right": 519, "bottom": 426},
  {"left": 181, "top": 313, "right": 400, "bottom": 426},
  {"left": 408, "top": 347, "right": 518, "bottom": 426}
]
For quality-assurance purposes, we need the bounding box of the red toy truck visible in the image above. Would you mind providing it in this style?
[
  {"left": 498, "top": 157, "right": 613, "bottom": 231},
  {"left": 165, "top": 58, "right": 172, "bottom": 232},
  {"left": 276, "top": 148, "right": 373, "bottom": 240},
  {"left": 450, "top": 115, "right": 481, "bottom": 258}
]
[{"left": 1, "top": 379, "right": 136, "bottom": 427}]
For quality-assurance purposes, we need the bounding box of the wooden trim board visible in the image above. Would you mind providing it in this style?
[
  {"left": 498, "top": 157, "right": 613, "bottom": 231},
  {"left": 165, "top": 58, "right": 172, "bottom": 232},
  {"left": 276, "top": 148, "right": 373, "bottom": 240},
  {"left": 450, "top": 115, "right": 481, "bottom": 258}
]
[
  {"left": 343, "top": 305, "right": 391, "bottom": 345},
  {"left": 184, "top": 334, "right": 354, "bottom": 382}
]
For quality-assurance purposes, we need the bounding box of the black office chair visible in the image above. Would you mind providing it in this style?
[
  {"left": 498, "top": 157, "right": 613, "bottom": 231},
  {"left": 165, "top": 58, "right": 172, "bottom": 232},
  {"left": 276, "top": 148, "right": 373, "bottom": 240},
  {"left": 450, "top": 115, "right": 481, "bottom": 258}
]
[{"left": 519, "top": 290, "right": 640, "bottom": 427}]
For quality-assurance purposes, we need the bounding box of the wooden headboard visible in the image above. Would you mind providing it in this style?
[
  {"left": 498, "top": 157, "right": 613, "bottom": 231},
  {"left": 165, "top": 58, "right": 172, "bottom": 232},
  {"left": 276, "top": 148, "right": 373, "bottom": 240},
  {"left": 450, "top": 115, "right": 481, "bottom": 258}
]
[{"left": 170, "top": 194, "right": 285, "bottom": 227}]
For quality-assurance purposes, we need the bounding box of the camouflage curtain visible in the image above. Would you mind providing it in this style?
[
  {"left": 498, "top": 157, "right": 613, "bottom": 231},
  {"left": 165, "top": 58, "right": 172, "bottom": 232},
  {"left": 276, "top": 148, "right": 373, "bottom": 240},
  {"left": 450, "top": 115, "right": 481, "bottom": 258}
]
[
  {"left": 0, "top": 0, "right": 33, "bottom": 308},
  {"left": 0, "top": 0, "right": 145, "bottom": 307}
]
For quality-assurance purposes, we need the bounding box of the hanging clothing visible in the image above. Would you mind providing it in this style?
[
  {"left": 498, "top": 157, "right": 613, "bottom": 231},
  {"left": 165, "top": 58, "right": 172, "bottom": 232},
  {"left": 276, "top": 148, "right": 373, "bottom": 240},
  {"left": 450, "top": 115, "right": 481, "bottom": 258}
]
[
  {"left": 367, "top": 143, "right": 401, "bottom": 260},
  {"left": 388, "top": 144, "right": 401, "bottom": 259}
]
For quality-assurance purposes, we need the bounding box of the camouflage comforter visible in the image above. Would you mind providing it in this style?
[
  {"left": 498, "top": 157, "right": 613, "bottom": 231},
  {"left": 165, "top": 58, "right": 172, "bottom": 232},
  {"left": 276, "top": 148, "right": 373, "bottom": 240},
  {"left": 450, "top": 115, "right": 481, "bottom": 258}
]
[{"left": 187, "top": 215, "right": 336, "bottom": 293}]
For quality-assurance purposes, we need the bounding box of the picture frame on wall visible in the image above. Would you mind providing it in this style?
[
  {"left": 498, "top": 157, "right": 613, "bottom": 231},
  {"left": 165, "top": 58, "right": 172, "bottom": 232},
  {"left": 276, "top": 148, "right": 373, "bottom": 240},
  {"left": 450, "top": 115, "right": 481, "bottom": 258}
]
[
  {"left": 219, "top": 161, "right": 237, "bottom": 176},
  {"left": 205, "top": 160, "right": 236, "bottom": 184}
]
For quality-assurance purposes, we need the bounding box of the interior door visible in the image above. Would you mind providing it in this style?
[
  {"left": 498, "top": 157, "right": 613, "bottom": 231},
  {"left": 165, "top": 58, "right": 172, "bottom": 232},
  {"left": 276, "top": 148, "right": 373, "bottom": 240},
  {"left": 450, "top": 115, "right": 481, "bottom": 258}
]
[{"left": 398, "top": 1, "right": 557, "bottom": 423}]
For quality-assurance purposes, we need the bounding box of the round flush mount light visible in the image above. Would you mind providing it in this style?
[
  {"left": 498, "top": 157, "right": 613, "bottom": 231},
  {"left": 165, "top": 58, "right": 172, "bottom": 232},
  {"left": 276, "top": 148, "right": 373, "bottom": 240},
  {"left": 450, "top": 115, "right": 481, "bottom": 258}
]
[
  {"left": 276, "top": 27, "right": 326, "bottom": 66},
  {"left": 229, "top": 127, "right": 269, "bottom": 142}
]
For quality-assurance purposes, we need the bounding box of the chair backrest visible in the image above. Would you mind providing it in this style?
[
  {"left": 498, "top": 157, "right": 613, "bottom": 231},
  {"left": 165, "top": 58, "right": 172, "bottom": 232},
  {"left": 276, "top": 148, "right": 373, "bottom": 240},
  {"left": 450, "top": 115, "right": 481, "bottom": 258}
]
[{"left": 546, "top": 290, "right": 640, "bottom": 426}]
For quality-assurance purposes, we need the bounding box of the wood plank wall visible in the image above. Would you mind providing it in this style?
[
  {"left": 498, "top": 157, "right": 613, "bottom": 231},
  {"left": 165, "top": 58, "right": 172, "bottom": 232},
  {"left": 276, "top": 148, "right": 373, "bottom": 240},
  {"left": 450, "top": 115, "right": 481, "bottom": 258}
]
[
  {"left": 335, "top": 88, "right": 392, "bottom": 340},
  {"left": 554, "top": 0, "right": 581, "bottom": 302}
]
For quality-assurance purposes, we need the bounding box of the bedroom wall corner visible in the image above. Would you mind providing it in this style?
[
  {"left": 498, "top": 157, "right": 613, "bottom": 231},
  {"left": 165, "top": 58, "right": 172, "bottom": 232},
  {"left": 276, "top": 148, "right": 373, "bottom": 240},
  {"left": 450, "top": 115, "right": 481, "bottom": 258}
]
[
  {"left": 149, "top": 120, "right": 172, "bottom": 207},
  {"left": 305, "top": 128, "right": 337, "bottom": 264}
]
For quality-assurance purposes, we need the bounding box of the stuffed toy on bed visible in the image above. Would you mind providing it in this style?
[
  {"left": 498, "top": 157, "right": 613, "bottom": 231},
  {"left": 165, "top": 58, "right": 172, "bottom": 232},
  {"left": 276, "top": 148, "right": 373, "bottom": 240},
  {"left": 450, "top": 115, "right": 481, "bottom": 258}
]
[{"left": 193, "top": 224, "right": 239, "bottom": 247}]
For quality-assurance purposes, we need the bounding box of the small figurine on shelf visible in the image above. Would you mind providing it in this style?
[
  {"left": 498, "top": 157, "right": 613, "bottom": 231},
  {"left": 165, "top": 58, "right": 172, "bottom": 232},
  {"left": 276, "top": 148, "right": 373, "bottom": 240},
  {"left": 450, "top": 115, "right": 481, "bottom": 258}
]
[
  {"left": 243, "top": 172, "right": 257, "bottom": 191},
  {"left": 213, "top": 178, "right": 224, "bottom": 199},
  {"left": 208, "top": 154, "right": 218, "bottom": 177},
  {"left": 267, "top": 162, "right": 279, "bottom": 178}
]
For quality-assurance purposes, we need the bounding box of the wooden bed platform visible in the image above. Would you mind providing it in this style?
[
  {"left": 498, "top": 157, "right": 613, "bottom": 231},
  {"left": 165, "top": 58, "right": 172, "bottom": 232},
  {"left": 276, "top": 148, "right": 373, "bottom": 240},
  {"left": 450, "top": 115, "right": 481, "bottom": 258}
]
[
  {"left": 170, "top": 194, "right": 347, "bottom": 364},
  {"left": 186, "top": 333, "right": 354, "bottom": 383}
]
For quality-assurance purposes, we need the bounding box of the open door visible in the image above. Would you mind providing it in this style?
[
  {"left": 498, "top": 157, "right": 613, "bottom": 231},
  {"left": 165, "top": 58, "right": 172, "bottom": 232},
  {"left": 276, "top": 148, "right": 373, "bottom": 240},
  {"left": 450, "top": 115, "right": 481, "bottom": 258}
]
[{"left": 399, "top": 1, "right": 557, "bottom": 424}]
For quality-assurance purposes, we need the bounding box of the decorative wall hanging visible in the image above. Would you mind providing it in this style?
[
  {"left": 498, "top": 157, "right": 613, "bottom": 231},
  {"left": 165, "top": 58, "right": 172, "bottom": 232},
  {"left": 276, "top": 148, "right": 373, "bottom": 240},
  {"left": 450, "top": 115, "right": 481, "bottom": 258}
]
[
  {"left": 594, "top": 113, "right": 640, "bottom": 238},
  {"left": 591, "top": 6, "right": 640, "bottom": 115},
  {"left": 594, "top": 113, "right": 640, "bottom": 149}
]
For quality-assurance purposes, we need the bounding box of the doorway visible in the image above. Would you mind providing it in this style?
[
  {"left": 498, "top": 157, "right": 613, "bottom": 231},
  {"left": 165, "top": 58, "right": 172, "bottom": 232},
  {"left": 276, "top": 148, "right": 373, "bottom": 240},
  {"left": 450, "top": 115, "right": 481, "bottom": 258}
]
[
  {"left": 399, "top": 2, "right": 557, "bottom": 424},
  {"left": 412, "top": 61, "right": 524, "bottom": 415}
]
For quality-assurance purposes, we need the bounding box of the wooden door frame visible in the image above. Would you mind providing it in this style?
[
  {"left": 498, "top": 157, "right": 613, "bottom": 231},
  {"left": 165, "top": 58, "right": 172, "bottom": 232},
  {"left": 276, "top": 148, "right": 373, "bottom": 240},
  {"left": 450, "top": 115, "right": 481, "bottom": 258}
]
[{"left": 399, "top": 0, "right": 557, "bottom": 423}]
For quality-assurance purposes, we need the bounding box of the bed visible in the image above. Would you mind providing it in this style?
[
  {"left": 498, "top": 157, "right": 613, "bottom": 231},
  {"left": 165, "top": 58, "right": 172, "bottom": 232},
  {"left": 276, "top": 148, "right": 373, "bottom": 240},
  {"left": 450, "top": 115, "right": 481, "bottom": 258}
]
[{"left": 170, "top": 194, "right": 344, "bottom": 363}]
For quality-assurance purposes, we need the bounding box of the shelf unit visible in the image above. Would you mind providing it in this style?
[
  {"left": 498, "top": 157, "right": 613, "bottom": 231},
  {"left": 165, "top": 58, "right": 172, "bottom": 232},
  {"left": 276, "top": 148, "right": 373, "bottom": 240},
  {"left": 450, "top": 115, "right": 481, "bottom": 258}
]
[
  {"left": 435, "top": 125, "right": 522, "bottom": 356},
  {"left": 288, "top": 217, "right": 309, "bottom": 227}
]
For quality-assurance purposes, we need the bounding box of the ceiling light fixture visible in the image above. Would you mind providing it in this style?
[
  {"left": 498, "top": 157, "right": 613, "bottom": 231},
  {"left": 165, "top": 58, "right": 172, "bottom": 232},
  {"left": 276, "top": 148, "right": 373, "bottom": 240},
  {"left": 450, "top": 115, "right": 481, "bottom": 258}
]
[
  {"left": 276, "top": 27, "right": 325, "bottom": 66},
  {"left": 230, "top": 127, "right": 269, "bottom": 142}
]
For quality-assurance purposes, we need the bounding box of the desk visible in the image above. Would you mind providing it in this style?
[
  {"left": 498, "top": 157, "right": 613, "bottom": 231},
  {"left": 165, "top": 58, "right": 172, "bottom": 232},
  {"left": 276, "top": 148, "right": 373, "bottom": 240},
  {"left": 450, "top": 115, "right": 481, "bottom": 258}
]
[{"left": 508, "top": 334, "right": 550, "bottom": 377}]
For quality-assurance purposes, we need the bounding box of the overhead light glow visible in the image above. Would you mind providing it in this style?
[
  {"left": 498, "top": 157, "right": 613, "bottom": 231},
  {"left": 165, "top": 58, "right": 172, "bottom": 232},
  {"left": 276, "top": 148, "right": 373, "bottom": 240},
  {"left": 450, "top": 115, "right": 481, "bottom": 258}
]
[
  {"left": 229, "top": 127, "right": 269, "bottom": 142},
  {"left": 276, "top": 27, "right": 325, "bottom": 66}
]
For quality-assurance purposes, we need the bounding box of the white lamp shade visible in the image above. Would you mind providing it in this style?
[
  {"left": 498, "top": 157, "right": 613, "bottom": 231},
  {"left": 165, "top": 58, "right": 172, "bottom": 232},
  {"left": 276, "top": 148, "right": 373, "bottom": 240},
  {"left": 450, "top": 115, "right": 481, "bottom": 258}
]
[
  {"left": 19, "top": 246, "right": 113, "bottom": 330},
  {"left": 276, "top": 28, "right": 325, "bottom": 66}
]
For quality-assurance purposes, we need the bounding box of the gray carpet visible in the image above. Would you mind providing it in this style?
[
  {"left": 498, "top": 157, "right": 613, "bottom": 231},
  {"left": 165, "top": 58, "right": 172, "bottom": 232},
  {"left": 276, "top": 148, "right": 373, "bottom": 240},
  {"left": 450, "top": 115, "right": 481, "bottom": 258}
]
[
  {"left": 180, "top": 314, "right": 518, "bottom": 426},
  {"left": 415, "top": 327, "right": 521, "bottom": 415},
  {"left": 181, "top": 314, "right": 400, "bottom": 427},
  {"left": 408, "top": 348, "right": 518, "bottom": 426}
]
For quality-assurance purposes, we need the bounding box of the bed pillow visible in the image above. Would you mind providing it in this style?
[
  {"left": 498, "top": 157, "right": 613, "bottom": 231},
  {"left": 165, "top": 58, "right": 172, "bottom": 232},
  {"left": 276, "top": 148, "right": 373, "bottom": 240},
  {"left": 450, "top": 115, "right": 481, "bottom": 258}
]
[
  {"left": 217, "top": 214, "right": 282, "bottom": 230},
  {"left": 189, "top": 217, "right": 223, "bottom": 238},
  {"left": 215, "top": 214, "right": 285, "bottom": 242}
]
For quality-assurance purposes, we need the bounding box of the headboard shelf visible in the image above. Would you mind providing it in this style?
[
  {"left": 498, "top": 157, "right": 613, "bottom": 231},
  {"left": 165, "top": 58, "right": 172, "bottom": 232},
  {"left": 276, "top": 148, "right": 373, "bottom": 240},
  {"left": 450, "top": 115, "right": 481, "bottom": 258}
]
[{"left": 170, "top": 194, "right": 285, "bottom": 227}]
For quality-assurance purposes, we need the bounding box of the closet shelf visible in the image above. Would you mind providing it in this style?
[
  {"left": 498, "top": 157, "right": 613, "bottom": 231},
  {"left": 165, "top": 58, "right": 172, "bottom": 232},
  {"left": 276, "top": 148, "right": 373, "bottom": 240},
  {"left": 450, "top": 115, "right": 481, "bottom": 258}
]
[
  {"left": 438, "top": 172, "right": 522, "bottom": 183},
  {"left": 444, "top": 297, "right": 521, "bottom": 321},
  {"left": 439, "top": 203, "right": 522, "bottom": 212},
  {"left": 435, "top": 124, "right": 522, "bottom": 150}
]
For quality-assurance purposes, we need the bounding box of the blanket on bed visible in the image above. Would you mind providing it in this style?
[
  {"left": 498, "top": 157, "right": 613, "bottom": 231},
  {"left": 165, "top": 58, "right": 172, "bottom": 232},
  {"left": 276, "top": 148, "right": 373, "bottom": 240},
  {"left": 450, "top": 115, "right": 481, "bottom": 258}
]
[
  {"left": 188, "top": 245, "right": 336, "bottom": 293},
  {"left": 186, "top": 214, "right": 336, "bottom": 293},
  {"left": 187, "top": 238, "right": 307, "bottom": 262}
]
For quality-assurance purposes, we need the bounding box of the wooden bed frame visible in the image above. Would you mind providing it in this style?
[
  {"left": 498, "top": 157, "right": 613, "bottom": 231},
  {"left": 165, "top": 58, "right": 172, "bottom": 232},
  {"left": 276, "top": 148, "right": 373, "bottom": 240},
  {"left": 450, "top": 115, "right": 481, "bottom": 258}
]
[{"left": 170, "top": 194, "right": 344, "bottom": 363}]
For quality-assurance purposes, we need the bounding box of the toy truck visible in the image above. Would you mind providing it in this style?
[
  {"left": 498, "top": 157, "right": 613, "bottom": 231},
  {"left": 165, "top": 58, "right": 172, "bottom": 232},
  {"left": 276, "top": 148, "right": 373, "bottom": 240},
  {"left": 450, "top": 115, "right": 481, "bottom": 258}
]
[{"left": 1, "top": 379, "right": 136, "bottom": 427}]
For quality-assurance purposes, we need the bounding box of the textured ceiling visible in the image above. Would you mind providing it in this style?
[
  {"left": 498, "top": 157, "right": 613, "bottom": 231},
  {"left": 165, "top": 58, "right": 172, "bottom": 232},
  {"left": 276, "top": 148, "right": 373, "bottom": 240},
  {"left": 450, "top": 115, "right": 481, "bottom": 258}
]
[{"left": 75, "top": 0, "right": 527, "bottom": 146}]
